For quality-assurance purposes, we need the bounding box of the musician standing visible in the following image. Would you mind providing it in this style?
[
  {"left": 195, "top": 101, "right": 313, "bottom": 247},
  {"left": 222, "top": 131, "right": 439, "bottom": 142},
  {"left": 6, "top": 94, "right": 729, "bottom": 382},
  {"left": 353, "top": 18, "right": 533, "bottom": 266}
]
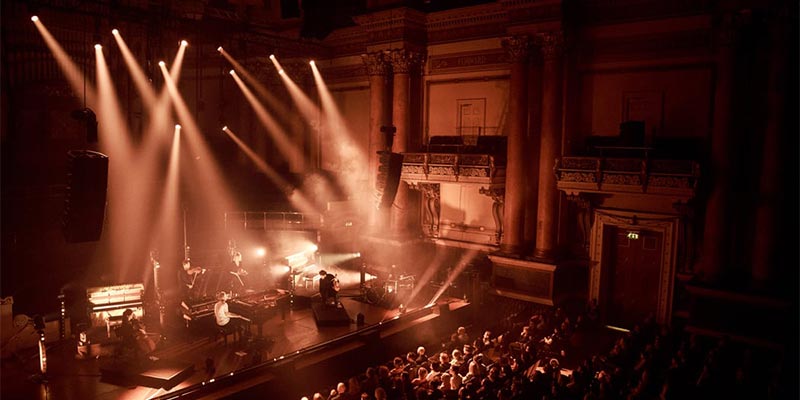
[
  {"left": 179, "top": 258, "right": 204, "bottom": 300},
  {"left": 214, "top": 291, "right": 249, "bottom": 341},
  {"left": 319, "top": 270, "right": 333, "bottom": 306}
]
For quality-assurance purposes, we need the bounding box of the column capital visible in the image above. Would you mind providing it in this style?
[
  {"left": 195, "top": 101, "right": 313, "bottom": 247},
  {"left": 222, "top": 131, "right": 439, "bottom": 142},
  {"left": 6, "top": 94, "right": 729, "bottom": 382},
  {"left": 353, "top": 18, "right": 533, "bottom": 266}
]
[
  {"left": 714, "top": 10, "right": 751, "bottom": 49},
  {"left": 502, "top": 35, "right": 530, "bottom": 63},
  {"left": 387, "top": 49, "right": 425, "bottom": 74},
  {"left": 362, "top": 52, "right": 391, "bottom": 76},
  {"left": 535, "top": 31, "right": 564, "bottom": 61}
]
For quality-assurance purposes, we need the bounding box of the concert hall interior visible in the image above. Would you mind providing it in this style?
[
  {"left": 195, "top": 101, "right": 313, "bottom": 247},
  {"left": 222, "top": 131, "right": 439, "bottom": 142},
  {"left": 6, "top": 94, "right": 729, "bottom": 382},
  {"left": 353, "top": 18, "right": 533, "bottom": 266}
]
[{"left": 0, "top": 0, "right": 797, "bottom": 399}]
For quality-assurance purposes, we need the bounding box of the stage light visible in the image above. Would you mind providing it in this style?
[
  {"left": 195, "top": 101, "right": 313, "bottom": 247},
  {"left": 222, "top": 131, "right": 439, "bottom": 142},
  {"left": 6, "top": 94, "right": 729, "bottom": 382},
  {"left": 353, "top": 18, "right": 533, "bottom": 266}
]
[
  {"left": 94, "top": 44, "right": 102, "bottom": 50},
  {"left": 112, "top": 29, "right": 119, "bottom": 35},
  {"left": 180, "top": 40, "right": 188, "bottom": 47},
  {"left": 356, "top": 252, "right": 361, "bottom": 257},
  {"left": 283, "top": 266, "right": 291, "bottom": 273},
  {"left": 308, "top": 244, "right": 318, "bottom": 252},
  {"left": 278, "top": 69, "right": 285, "bottom": 75},
  {"left": 175, "top": 124, "right": 181, "bottom": 130},
  {"left": 222, "top": 126, "right": 228, "bottom": 131},
  {"left": 158, "top": 60, "right": 165, "bottom": 67},
  {"left": 229, "top": 69, "right": 235, "bottom": 75},
  {"left": 269, "top": 54, "right": 275, "bottom": 60},
  {"left": 31, "top": 16, "right": 39, "bottom": 22},
  {"left": 309, "top": 60, "right": 315, "bottom": 66},
  {"left": 255, "top": 247, "right": 266, "bottom": 257},
  {"left": 217, "top": 46, "right": 223, "bottom": 52}
]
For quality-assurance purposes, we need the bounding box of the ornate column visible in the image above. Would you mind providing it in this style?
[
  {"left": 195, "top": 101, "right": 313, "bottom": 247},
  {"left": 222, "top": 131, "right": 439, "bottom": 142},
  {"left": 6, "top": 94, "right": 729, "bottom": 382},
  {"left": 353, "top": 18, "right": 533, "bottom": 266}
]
[
  {"left": 751, "top": 14, "right": 787, "bottom": 284},
  {"left": 699, "top": 12, "right": 741, "bottom": 281},
  {"left": 500, "top": 36, "right": 530, "bottom": 254},
  {"left": 362, "top": 52, "right": 393, "bottom": 226},
  {"left": 533, "top": 32, "right": 564, "bottom": 261},
  {"left": 388, "top": 49, "right": 424, "bottom": 237}
]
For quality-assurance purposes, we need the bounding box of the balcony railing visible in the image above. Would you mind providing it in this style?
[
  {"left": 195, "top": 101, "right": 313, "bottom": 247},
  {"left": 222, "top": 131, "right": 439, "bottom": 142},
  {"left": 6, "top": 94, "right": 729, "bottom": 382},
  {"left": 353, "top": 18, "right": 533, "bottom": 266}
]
[
  {"left": 555, "top": 156, "right": 700, "bottom": 198},
  {"left": 401, "top": 152, "right": 506, "bottom": 184}
]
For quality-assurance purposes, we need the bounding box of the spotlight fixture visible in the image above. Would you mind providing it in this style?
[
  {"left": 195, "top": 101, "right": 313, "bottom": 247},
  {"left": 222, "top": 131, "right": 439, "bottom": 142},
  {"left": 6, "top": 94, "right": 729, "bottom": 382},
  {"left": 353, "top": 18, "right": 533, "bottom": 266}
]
[
  {"left": 175, "top": 124, "right": 182, "bottom": 130},
  {"left": 112, "top": 29, "right": 119, "bottom": 35},
  {"left": 269, "top": 54, "right": 275, "bottom": 60},
  {"left": 229, "top": 69, "right": 235, "bottom": 75},
  {"left": 158, "top": 61, "right": 165, "bottom": 67},
  {"left": 180, "top": 40, "right": 188, "bottom": 47},
  {"left": 309, "top": 60, "right": 315, "bottom": 66},
  {"left": 222, "top": 126, "right": 228, "bottom": 131},
  {"left": 217, "top": 46, "right": 223, "bottom": 52},
  {"left": 31, "top": 16, "right": 39, "bottom": 22},
  {"left": 94, "top": 44, "right": 102, "bottom": 50},
  {"left": 278, "top": 69, "right": 284, "bottom": 75}
]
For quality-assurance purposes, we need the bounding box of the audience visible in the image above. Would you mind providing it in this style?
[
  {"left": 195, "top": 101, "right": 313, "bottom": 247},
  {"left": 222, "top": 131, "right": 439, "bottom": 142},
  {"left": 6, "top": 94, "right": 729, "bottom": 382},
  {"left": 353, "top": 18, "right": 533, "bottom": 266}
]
[{"left": 301, "top": 300, "right": 785, "bottom": 400}]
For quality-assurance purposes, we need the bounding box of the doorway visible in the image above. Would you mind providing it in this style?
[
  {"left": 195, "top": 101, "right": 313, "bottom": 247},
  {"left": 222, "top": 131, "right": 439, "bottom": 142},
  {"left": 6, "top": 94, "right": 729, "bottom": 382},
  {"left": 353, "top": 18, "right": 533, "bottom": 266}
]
[{"left": 602, "top": 226, "right": 663, "bottom": 328}]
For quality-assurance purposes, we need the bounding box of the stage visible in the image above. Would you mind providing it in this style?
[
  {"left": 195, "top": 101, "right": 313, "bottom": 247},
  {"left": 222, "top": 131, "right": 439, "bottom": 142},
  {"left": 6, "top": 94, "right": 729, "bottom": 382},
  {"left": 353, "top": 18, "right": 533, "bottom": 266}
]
[{"left": 0, "top": 288, "right": 470, "bottom": 400}]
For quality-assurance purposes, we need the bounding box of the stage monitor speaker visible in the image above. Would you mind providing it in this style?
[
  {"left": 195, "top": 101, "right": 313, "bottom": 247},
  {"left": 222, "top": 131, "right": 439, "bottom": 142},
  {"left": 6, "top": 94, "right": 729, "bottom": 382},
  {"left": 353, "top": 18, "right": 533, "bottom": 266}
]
[
  {"left": 377, "top": 151, "right": 403, "bottom": 210},
  {"left": 63, "top": 150, "right": 108, "bottom": 243}
]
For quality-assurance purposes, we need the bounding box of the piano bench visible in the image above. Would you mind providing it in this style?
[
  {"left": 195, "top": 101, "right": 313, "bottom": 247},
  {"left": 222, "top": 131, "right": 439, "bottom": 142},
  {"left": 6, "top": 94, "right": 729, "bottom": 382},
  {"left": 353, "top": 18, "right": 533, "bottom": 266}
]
[{"left": 215, "top": 324, "right": 238, "bottom": 345}]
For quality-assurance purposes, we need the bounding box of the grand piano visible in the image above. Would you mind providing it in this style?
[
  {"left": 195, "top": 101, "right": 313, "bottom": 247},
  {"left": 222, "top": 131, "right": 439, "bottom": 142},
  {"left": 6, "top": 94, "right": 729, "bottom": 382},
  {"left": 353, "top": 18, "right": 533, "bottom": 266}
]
[
  {"left": 229, "top": 289, "right": 289, "bottom": 337},
  {"left": 181, "top": 289, "right": 289, "bottom": 337}
]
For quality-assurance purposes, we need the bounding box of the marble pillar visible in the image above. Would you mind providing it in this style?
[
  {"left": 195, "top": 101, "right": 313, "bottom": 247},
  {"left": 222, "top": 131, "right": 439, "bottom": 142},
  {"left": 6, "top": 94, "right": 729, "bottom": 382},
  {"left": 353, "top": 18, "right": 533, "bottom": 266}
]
[
  {"left": 500, "top": 36, "right": 530, "bottom": 254},
  {"left": 388, "top": 49, "right": 424, "bottom": 237},
  {"left": 362, "top": 52, "right": 392, "bottom": 228},
  {"left": 533, "top": 32, "right": 564, "bottom": 261}
]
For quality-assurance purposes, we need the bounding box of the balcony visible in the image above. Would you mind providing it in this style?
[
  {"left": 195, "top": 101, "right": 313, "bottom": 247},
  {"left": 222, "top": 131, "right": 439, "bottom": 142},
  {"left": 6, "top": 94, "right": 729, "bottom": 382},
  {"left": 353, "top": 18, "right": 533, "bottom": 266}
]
[
  {"left": 400, "top": 152, "right": 505, "bottom": 186},
  {"left": 555, "top": 156, "right": 700, "bottom": 200}
]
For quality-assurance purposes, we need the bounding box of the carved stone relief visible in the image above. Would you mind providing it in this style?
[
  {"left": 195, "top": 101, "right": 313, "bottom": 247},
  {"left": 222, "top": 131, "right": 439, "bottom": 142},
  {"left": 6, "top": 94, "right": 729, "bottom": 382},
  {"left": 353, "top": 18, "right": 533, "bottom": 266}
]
[{"left": 479, "top": 186, "right": 505, "bottom": 244}]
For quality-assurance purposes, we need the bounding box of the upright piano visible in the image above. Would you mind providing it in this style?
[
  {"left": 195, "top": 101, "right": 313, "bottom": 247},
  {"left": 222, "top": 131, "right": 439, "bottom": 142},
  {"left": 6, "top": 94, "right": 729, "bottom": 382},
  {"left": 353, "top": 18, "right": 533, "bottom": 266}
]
[{"left": 86, "top": 283, "right": 144, "bottom": 336}]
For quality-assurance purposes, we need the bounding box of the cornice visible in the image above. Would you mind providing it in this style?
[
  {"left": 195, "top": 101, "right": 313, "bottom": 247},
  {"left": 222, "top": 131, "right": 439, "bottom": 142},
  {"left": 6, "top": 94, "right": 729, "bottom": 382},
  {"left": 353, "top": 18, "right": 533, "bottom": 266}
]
[{"left": 353, "top": 7, "right": 428, "bottom": 46}]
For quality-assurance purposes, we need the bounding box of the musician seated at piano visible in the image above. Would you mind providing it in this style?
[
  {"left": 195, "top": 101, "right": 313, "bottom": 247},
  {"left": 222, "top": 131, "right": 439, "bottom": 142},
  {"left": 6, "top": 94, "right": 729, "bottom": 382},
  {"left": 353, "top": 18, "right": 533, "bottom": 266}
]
[{"left": 214, "top": 291, "right": 250, "bottom": 340}]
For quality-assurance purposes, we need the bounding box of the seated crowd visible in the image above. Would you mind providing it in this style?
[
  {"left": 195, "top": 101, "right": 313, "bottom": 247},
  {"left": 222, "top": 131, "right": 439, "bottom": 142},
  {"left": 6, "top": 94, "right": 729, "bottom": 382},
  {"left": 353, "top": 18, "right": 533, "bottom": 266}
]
[{"left": 301, "top": 301, "right": 787, "bottom": 400}]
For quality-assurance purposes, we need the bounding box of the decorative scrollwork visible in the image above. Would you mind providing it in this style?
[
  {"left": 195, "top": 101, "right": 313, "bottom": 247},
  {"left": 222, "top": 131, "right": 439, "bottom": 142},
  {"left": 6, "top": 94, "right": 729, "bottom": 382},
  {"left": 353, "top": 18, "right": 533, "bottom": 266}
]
[{"left": 459, "top": 167, "right": 489, "bottom": 178}]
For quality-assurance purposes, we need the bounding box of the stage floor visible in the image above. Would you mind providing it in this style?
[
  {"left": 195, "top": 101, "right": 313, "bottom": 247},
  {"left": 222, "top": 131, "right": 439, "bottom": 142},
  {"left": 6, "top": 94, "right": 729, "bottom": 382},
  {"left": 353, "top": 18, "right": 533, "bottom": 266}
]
[{"left": 1, "top": 290, "right": 466, "bottom": 400}]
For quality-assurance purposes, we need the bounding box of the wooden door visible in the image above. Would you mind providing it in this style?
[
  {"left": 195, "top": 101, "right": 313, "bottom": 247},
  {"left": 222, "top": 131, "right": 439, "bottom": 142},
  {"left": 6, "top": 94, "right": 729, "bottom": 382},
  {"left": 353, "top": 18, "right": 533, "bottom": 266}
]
[{"left": 602, "top": 226, "right": 663, "bottom": 328}]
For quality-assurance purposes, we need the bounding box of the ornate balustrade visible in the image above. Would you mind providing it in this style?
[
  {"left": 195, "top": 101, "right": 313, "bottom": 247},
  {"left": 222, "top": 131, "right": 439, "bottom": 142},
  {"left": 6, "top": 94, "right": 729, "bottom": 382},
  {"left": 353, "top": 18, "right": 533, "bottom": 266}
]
[
  {"left": 556, "top": 156, "right": 699, "bottom": 199},
  {"left": 401, "top": 152, "right": 506, "bottom": 185}
]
